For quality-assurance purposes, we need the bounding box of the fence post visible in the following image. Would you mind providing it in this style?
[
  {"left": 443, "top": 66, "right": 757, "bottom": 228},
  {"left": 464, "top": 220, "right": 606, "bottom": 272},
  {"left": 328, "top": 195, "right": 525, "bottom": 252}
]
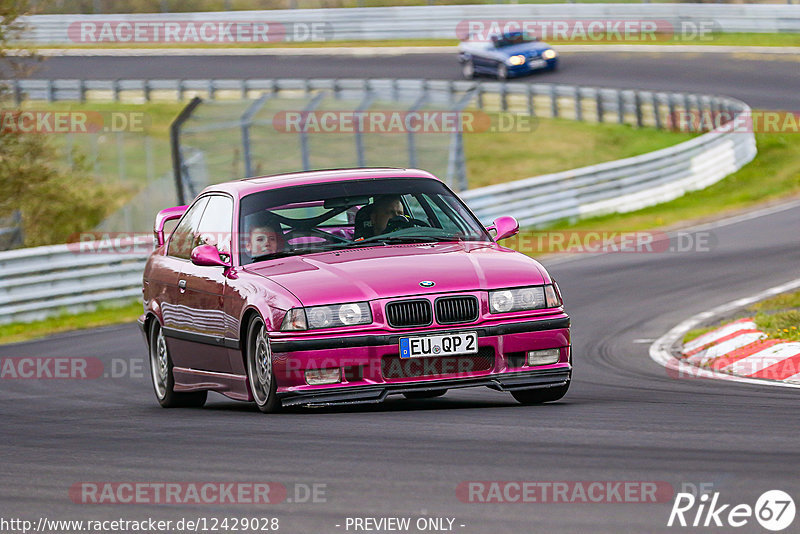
[
  {"left": 550, "top": 85, "right": 558, "bottom": 118},
  {"left": 170, "top": 96, "right": 203, "bottom": 205},
  {"left": 46, "top": 79, "right": 54, "bottom": 103},
  {"left": 574, "top": 86, "right": 582, "bottom": 121},
  {"left": 500, "top": 82, "right": 508, "bottom": 111},
  {"left": 596, "top": 89, "right": 604, "bottom": 123},
  {"left": 143, "top": 79, "right": 151, "bottom": 102},
  {"left": 13, "top": 80, "right": 22, "bottom": 106},
  {"left": 354, "top": 92, "right": 375, "bottom": 168},
  {"left": 208, "top": 80, "right": 215, "bottom": 100},
  {"left": 667, "top": 93, "right": 677, "bottom": 130},
  {"left": 78, "top": 79, "right": 86, "bottom": 103},
  {"left": 617, "top": 90, "right": 625, "bottom": 124},
  {"left": 652, "top": 92, "right": 662, "bottom": 129},
  {"left": 299, "top": 92, "right": 326, "bottom": 172},
  {"left": 634, "top": 91, "right": 643, "bottom": 128},
  {"left": 241, "top": 94, "right": 269, "bottom": 178},
  {"left": 113, "top": 79, "right": 120, "bottom": 102},
  {"left": 526, "top": 84, "right": 534, "bottom": 117}
]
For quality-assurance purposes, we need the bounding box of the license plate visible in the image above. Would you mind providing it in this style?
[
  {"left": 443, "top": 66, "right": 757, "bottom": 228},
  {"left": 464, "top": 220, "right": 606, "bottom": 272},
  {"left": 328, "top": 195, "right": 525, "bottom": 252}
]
[
  {"left": 399, "top": 332, "right": 478, "bottom": 359},
  {"left": 528, "top": 58, "right": 547, "bottom": 69}
]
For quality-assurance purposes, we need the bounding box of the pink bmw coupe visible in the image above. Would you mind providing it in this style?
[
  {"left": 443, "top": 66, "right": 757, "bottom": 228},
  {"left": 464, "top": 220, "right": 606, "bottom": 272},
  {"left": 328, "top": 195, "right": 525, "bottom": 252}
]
[{"left": 140, "top": 168, "right": 571, "bottom": 412}]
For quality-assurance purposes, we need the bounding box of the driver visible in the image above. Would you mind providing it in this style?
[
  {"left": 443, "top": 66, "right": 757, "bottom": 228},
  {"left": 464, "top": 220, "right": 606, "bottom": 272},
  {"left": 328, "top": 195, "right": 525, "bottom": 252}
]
[
  {"left": 243, "top": 211, "right": 284, "bottom": 259},
  {"left": 369, "top": 195, "right": 405, "bottom": 236}
]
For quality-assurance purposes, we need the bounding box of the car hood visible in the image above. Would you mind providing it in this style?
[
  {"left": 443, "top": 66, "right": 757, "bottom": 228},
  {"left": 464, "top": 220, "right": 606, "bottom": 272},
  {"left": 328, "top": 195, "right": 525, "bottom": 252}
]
[
  {"left": 244, "top": 242, "right": 549, "bottom": 306},
  {"left": 501, "top": 41, "right": 552, "bottom": 56}
]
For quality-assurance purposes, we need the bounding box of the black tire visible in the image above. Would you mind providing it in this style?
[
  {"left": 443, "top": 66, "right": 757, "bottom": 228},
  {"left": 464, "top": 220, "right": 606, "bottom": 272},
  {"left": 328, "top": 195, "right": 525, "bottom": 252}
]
[
  {"left": 511, "top": 383, "right": 569, "bottom": 405},
  {"left": 245, "top": 316, "right": 281, "bottom": 414},
  {"left": 403, "top": 390, "right": 447, "bottom": 400},
  {"left": 462, "top": 58, "right": 475, "bottom": 79},
  {"left": 496, "top": 63, "right": 508, "bottom": 80},
  {"left": 148, "top": 321, "right": 207, "bottom": 408}
]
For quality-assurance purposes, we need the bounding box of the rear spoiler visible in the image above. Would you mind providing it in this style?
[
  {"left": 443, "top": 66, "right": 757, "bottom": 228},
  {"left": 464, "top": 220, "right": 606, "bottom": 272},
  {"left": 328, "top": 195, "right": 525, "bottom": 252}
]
[{"left": 154, "top": 205, "right": 188, "bottom": 247}]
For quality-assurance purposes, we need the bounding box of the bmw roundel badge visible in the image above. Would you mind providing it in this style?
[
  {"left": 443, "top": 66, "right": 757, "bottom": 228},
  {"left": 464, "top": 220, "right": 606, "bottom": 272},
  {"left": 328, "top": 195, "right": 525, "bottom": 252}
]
[{"left": 419, "top": 281, "right": 435, "bottom": 288}]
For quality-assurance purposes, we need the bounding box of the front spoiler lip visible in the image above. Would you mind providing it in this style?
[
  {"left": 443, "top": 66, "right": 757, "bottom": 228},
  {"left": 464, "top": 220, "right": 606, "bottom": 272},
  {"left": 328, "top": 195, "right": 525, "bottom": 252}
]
[{"left": 279, "top": 367, "right": 571, "bottom": 407}]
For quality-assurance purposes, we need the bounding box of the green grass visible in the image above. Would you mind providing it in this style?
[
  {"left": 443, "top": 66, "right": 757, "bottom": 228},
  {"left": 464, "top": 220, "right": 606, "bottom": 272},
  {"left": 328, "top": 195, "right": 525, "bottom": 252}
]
[
  {"left": 749, "top": 290, "right": 800, "bottom": 313},
  {"left": 755, "top": 311, "right": 800, "bottom": 342},
  {"left": 682, "top": 290, "right": 800, "bottom": 346},
  {"left": 0, "top": 300, "right": 143, "bottom": 345},
  {"left": 519, "top": 130, "right": 800, "bottom": 238},
  {"left": 466, "top": 116, "right": 693, "bottom": 189},
  {"left": 683, "top": 324, "right": 723, "bottom": 345},
  {"left": 752, "top": 290, "right": 800, "bottom": 342},
  {"left": 27, "top": 32, "right": 800, "bottom": 50}
]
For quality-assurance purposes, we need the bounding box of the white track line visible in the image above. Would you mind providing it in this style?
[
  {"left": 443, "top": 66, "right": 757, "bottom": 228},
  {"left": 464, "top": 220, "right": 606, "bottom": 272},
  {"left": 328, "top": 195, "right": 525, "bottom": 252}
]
[{"left": 649, "top": 278, "right": 800, "bottom": 390}]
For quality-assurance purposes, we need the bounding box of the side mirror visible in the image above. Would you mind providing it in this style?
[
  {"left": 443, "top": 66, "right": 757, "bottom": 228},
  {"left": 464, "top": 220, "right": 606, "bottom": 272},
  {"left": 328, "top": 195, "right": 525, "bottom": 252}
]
[
  {"left": 154, "top": 205, "right": 188, "bottom": 247},
  {"left": 486, "top": 216, "right": 519, "bottom": 242},
  {"left": 191, "top": 245, "right": 230, "bottom": 267}
]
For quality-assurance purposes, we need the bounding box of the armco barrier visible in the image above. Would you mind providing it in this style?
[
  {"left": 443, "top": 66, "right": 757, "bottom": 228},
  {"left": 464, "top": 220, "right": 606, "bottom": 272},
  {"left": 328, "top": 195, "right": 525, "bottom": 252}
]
[
  {"left": 0, "top": 239, "right": 149, "bottom": 325},
  {"left": 18, "top": 4, "right": 800, "bottom": 43},
  {"left": 0, "top": 78, "right": 756, "bottom": 324}
]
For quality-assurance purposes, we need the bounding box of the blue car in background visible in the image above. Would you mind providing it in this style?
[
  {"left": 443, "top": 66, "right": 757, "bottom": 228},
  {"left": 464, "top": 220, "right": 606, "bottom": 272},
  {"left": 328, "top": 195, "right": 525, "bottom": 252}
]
[{"left": 458, "top": 31, "right": 558, "bottom": 80}]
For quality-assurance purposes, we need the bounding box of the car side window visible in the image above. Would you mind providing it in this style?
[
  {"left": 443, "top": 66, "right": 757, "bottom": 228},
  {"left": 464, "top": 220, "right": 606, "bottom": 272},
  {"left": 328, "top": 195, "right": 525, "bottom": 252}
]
[
  {"left": 195, "top": 195, "right": 234, "bottom": 259},
  {"left": 168, "top": 197, "right": 209, "bottom": 260}
]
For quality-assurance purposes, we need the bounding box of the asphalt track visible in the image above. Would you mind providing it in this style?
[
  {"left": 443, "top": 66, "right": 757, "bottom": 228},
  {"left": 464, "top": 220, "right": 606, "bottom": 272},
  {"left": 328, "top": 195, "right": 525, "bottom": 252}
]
[
  {"left": 20, "top": 50, "right": 800, "bottom": 110},
  {"left": 2, "top": 49, "right": 800, "bottom": 533}
]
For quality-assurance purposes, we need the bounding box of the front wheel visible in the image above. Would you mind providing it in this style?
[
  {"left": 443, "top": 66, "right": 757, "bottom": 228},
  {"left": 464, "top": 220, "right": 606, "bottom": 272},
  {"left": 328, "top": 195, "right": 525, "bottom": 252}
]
[
  {"left": 511, "top": 383, "right": 569, "bottom": 405},
  {"left": 246, "top": 316, "right": 281, "bottom": 413},
  {"left": 149, "top": 321, "right": 207, "bottom": 408}
]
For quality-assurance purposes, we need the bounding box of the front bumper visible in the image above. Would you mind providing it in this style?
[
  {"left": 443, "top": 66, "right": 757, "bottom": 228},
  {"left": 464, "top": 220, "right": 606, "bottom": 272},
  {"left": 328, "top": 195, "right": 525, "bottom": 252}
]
[
  {"left": 271, "top": 315, "right": 571, "bottom": 406},
  {"left": 280, "top": 367, "right": 570, "bottom": 407}
]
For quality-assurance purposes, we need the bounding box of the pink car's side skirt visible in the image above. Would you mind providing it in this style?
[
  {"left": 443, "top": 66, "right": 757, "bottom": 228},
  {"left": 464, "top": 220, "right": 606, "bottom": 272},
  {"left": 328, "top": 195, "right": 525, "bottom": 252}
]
[{"left": 173, "top": 367, "right": 250, "bottom": 402}]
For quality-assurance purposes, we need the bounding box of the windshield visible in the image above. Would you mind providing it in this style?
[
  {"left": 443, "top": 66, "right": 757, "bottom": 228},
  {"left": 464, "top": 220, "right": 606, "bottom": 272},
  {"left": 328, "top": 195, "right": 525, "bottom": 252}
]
[
  {"left": 238, "top": 177, "right": 491, "bottom": 265},
  {"left": 493, "top": 32, "right": 537, "bottom": 48}
]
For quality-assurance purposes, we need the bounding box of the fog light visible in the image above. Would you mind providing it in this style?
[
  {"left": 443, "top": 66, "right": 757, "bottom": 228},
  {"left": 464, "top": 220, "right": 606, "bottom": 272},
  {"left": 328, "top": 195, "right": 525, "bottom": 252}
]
[
  {"left": 527, "top": 348, "right": 560, "bottom": 366},
  {"left": 305, "top": 368, "right": 341, "bottom": 385}
]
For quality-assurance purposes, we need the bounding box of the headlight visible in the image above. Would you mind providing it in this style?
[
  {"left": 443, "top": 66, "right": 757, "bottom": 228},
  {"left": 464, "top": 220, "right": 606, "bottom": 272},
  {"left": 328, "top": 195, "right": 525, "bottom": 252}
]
[
  {"left": 282, "top": 302, "right": 372, "bottom": 331},
  {"left": 542, "top": 49, "right": 557, "bottom": 60},
  {"left": 489, "top": 285, "right": 561, "bottom": 313},
  {"left": 508, "top": 54, "right": 526, "bottom": 66}
]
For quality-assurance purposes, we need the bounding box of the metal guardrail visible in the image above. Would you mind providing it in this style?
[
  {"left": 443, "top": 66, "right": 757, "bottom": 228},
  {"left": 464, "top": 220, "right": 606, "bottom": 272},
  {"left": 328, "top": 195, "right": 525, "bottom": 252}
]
[
  {"left": 0, "top": 77, "right": 756, "bottom": 324},
  {"left": 19, "top": 4, "right": 800, "bottom": 44},
  {"left": 0, "top": 239, "right": 149, "bottom": 324}
]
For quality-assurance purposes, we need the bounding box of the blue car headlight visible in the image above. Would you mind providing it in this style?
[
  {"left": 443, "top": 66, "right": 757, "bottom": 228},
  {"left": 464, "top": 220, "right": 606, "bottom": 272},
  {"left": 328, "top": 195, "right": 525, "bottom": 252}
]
[
  {"left": 507, "top": 54, "right": 526, "bottom": 66},
  {"left": 542, "top": 49, "right": 557, "bottom": 60}
]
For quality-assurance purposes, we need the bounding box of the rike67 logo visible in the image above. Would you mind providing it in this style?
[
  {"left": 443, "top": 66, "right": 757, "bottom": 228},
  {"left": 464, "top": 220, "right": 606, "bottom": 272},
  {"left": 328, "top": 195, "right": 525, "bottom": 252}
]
[{"left": 668, "top": 490, "right": 795, "bottom": 531}]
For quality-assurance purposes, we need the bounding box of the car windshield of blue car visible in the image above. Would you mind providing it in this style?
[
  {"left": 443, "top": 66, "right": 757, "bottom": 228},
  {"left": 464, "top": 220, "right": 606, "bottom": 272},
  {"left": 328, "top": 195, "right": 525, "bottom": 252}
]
[
  {"left": 240, "top": 177, "right": 492, "bottom": 264},
  {"left": 493, "top": 32, "right": 537, "bottom": 48}
]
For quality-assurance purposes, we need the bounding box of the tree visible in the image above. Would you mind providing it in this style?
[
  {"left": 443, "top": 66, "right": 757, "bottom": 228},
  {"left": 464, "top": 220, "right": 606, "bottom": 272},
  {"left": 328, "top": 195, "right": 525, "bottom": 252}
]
[{"left": 1, "top": 0, "right": 124, "bottom": 247}]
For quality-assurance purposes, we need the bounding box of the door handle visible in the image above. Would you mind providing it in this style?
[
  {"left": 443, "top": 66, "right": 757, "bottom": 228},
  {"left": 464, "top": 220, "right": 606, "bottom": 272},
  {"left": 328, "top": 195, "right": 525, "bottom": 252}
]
[{"left": 178, "top": 279, "right": 187, "bottom": 290}]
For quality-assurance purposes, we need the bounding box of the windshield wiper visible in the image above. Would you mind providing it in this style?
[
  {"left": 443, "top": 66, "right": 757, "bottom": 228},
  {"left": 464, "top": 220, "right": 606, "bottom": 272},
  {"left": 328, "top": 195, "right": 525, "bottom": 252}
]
[
  {"left": 250, "top": 244, "right": 346, "bottom": 262},
  {"left": 352, "top": 234, "right": 461, "bottom": 246}
]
